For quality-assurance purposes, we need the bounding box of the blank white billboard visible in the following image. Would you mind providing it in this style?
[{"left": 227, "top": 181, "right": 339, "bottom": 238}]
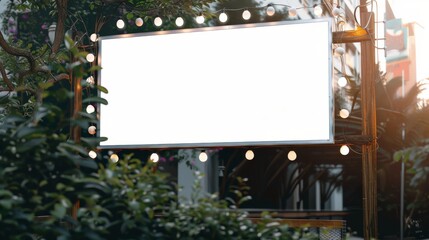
[{"left": 98, "top": 20, "right": 333, "bottom": 148}]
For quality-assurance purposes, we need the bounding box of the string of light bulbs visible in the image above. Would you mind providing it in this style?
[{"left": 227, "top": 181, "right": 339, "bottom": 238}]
[
  {"left": 85, "top": 1, "right": 377, "bottom": 161},
  {"left": 114, "top": 3, "right": 325, "bottom": 30}
]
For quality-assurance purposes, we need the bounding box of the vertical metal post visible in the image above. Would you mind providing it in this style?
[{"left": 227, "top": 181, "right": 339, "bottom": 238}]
[
  {"left": 400, "top": 70, "right": 405, "bottom": 240},
  {"left": 360, "top": 2, "right": 378, "bottom": 238}
]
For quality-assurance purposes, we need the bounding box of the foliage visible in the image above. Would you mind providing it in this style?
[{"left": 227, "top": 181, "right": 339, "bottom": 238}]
[
  {"left": 394, "top": 145, "right": 429, "bottom": 213},
  {"left": 0, "top": 1, "right": 319, "bottom": 239},
  {"left": 0, "top": 85, "right": 101, "bottom": 239},
  {"left": 72, "top": 155, "right": 316, "bottom": 239}
]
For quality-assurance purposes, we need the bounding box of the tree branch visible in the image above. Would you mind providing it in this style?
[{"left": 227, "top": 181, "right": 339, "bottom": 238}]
[
  {"left": 0, "top": 61, "right": 14, "bottom": 90},
  {"left": 0, "top": 31, "right": 36, "bottom": 72},
  {"left": 52, "top": 0, "right": 68, "bottom": 54},
  {"left": 47, "top": 73, "right": 70, "bottom": 83}
]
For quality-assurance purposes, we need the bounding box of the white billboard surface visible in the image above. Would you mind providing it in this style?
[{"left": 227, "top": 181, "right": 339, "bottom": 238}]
[{"left": 99, "top": 20, "right": 333, "bottom": 148}]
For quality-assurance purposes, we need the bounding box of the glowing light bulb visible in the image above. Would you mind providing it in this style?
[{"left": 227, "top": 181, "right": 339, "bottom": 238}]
[
  {"left": 86, "top": 53, "right": 95, "bottom": 63},
  {"left": 88, "top": 150, "right": 97, "bottom": 159},
  {"left": 340, "top": 145, "right": 350, "bottom": 155},
  {"left": 288, "top": 151, "right": 297, "bottom": 161},
  {"left": 339, "top": 109, "right": 350, "bottom": 119},
  {"left": 266, "top": 6, "right": 275, "bottom": 16},
  {"left": 314, "top": 5, "right": 323, "bottom": 17},
  {"left": 110, "top": 154, "right": 119, "bottom": 163},
  {"left": 288, "top": 7, "right": 297, "bottom": 17},
  {"left": 199, "top": 151, "right": 208, "bottom": 162},
  {"left": 219, "top": 12, "right": 228, "bottom": 23},
  {"left": 135, "top": 17, "right": 144, "bottom": 27},
  {"left": 338, "top": 76, "right": 347, "bottom": 87},
  {"left": 86, "top": 104, "right": 95, "bottom": 114},
  {"left": 175, "top": 17, "right": 184, "bottom": 27},
  {"left": 116, "top": 19, "right": 125, "bottom": 29},
  {"left": 150, "top": 153, "right": 159, "bottom": 163},
  {"left": 242, "top": 10, "right": 251, "bottom": 20},
  {"left": 196, "top": 14, "right": 205, "bottom": 24},
  {"left": 245, "top": 150, "right": 254, "bottom": 160},
  {"left": 154, "top": 17, "right": 163, "bottom": 27},
  {"left": 90, "top": 33, "right": 98, "bottom": 42},
  {"left": 88, "top": 126, "right": 96, "bottom": 135}
]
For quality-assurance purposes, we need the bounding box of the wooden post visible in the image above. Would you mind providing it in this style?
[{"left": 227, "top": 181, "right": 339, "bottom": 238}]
[
  {"left": 71, "top": 64, "right": 82, "bottom": 220},
  {"left": 360, "top": 4, "right": 378, "bottom": 239}
]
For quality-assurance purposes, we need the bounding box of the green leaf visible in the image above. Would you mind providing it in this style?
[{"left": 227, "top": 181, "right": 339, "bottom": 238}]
[
  {"left": 78, "top": 158, "right": 98, "bottom": 169},
  {"left": 17, "top": 138, "right": 46, "bottom": 152},
  {"left": 89, "top": 65, "right": 102, "bottom": 72},
  {"left": 81, "top": 137, "right": 108, "bottom": 146},
  {"left": 58, "top": 142, "right": 88, "bottom": 156},
  {"left": 38, "top": 81, "right": 54, "bottom": 90},
  {"left": 83, "top": 97, "right": 108, "bottom": 105},
  {"left": 15, "top": 126, "right": 43, "bottom": 138},
  {"left": 51, "top": 203, "right": 67, "bottom": 219},
  {"left": 96, "top": 85, "right": 108, "bottom": 94},
  {"left": 393, "top": 151, "right": 403, "bottom": 162},
  {"left": 126, "top": 12, "right": 134, "bottom": 20}
]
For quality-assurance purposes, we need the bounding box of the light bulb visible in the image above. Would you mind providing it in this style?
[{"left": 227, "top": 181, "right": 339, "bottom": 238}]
[
  {"left": 287, "top": 151, "right": 297, "bottom": 161},
  {"left": 154, "top": 17, "right": 163, "bottom": 27},
  {"left": 150, "top": 153, "right": 159, "bottom": 163},
  {"left": 338, "top": 76, "right": 347, "bottom": 87},
  {"left": 340, "top": 145, "right": 350, "bottom": 155},
  {"left": 266, "top": 6, "right": 275, "bottom": 16},
  {"left": 288, "top": 7, "right": 297, "bottom": 17},
  {"left": 242, "top": 10, "right": 251, "bottom": 20},
  {"left": 86, "top": 53, "right": 95, "bottom": 63},
  {"left": 335, "top": 47, "right": 345, "bottom": 56},
  {"left": 332, "top": 7, "right": 342, "bottom": 17},
  {"left": 110, "top": 154, "right": 119, "bottom": 163},
  {"left": 339, "top": 109, "right": 350, "bottom": 119},
  {"left": 86, "top": 76, "right": 95, "bottom": 85},
  {"left": 90, "top": 33, "right": 98, "bottom": 42},
  {"left": 196, "top": 14, "right": 205, "bottom": 24},
  {"left": 219, "top": 12, "right": 228, "bottom": 23},
  {"left": 88, "top": 150, "right": 97, "bottom": 159},
  {"left": 88, "top": 126, "right": 96, "bottom": 135},
  {"left": 314, "top": 5, "right": 323, "bottom": 17},
  {"left": 86, "top": 104, "right": 95, "bottom": 114},
  {"left": 245, "top": 150, "right": 254, "bottom": 160},
  {"left": 135, "top": 17, "right": 144, "bottom": 27},
  {"left": 199, "top": 151, "right": 208, "bottom": 162},
  {"left": 175, "top": 17, "right": 184, "bottom": 27},
  {"left": 116, "top": 19, "right": 125, "bottom": 29}
]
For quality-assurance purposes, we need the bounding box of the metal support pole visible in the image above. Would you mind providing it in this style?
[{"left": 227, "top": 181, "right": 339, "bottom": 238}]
[
  {"left": 360, "top": 3, "right": 378, "bottom": 239},
  {"left": 400, "top": 70, "right": 405, "bottom": 240}
]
